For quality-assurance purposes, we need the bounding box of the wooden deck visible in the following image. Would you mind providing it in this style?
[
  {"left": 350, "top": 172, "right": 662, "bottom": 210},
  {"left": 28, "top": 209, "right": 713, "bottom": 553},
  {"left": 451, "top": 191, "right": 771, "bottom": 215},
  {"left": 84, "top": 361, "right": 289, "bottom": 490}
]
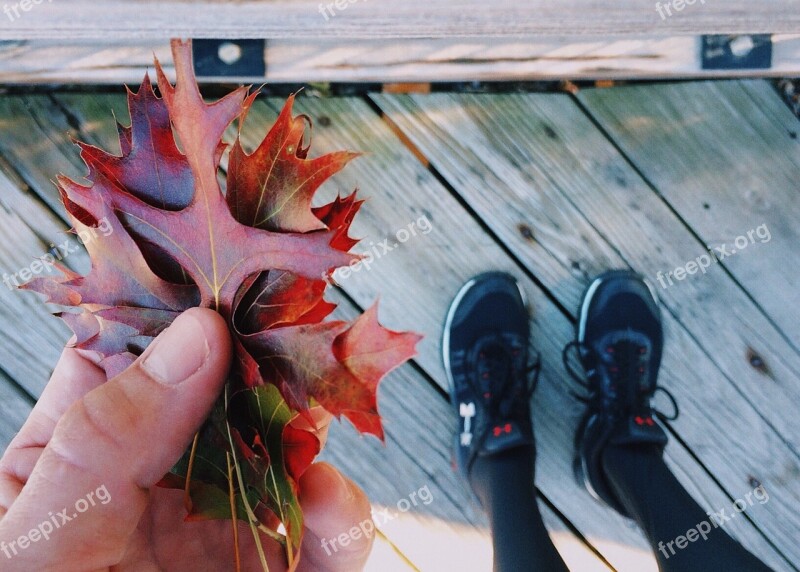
[{"left": 0, "top": 80, "right": 798, "bottom": 571}]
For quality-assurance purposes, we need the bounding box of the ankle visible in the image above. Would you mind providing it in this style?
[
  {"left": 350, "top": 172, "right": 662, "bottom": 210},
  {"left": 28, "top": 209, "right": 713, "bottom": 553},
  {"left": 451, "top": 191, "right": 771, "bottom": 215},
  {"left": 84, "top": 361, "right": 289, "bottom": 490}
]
[
  {"left": 601, "top": 441, "right": 664, "bottom": 486},
  {"left": 469, "top": 445, "right": 536, "bottom": 505}
]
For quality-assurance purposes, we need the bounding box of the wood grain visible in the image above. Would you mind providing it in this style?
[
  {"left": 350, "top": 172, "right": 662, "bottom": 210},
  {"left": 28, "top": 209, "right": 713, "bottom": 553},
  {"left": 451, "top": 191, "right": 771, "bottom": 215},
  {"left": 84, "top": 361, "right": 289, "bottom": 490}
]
[
  {"left": 0, "top": 95, "right": 89, "bottom": 218},
  {"left": 0, "top": 370, "right": 33, "bottom": 453},
  {"left": 6, "top": 83, "right": 795, "bottom": 570},
  {"left": 0, "top": 168, "right": 73, "bottom": 397},
  {"left": 250, "top": 94, "right": 788, "bottom": 570}
]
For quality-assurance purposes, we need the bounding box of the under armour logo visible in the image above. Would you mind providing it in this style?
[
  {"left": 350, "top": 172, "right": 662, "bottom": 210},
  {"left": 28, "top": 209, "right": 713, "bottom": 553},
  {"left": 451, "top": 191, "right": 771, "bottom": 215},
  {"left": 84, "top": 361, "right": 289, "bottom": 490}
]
[{"left": 460, "top": 402, "right": 475, "bottom": 446}]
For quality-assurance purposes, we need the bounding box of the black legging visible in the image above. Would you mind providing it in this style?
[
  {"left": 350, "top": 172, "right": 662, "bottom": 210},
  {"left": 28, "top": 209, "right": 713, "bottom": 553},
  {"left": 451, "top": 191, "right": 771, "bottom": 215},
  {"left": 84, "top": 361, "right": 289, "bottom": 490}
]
[
  {"left": 602, "top": 443, "right": 773, "bottom": 572},
  {"left": 470, "top": 446, "right": 569, "bottom": 572},
  {"left": 470, "top": 443, "right": 772, "bottom": 572}
]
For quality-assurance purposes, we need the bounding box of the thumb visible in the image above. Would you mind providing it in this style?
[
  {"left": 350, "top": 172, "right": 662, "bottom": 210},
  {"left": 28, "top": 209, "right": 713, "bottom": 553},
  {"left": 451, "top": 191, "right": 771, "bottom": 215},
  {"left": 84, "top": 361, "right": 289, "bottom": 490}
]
[
  {"left": 0, "top": 308, "right": 232, "bottom": 571},
  {"left": 297, "top": 463, "right": 374, "bottom": 572}
]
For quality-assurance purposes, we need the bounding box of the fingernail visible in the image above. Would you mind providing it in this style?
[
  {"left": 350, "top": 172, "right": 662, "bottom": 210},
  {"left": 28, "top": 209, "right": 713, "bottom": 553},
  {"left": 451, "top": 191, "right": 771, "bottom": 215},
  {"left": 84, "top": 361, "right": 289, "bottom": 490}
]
[{"left": 141, "top": 311, "right": 210, "bottom": 385}]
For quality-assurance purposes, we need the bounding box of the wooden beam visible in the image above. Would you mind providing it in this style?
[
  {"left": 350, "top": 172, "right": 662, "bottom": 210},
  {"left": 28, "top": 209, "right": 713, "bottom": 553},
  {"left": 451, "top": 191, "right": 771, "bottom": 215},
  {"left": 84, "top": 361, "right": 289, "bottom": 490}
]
[
  {"left": 2, "top": 36, "right": 799, "bottom": 85},
  {"left": 0, "top": 1, "right": 798, "bottom": 40}
]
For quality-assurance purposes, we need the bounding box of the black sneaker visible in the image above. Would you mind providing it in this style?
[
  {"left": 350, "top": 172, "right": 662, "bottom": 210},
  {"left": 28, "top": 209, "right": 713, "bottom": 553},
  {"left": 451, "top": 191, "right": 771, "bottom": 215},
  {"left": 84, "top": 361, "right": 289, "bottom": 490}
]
[
  {"left": 564, "top": 270, "right": 678, "bottom": 517},
  {"left": 443, "top": 272, "right": 540, "bottom": 486}
]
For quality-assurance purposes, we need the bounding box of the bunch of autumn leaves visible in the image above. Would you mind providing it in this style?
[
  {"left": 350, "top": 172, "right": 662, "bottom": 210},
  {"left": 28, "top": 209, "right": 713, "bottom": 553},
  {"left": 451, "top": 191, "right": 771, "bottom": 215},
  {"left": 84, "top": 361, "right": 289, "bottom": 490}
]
[{"left": 23, "top": 39, "right": 420, "bottom": 562}]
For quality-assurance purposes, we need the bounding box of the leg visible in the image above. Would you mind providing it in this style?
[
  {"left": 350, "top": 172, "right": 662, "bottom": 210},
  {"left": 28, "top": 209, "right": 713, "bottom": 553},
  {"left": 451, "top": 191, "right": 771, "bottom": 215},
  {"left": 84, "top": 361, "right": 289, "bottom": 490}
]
[
  {"left": 568, "top": 271, "right": 772, "bottom": 572},
  {"left": 603, "top": 444, "right": 772, "bottom": 572},
  {"left": 471, "top": 446, "right": 568, "bottom": 572},
  {"left": 443, "top": 273, "right": 568, "bottom": 572}
]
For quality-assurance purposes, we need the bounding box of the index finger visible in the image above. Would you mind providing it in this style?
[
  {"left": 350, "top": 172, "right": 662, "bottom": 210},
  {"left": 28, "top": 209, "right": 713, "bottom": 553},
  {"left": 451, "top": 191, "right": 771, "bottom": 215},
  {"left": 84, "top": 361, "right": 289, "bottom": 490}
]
[{"left": 0, "top": 348, "right": 106, "bottom": 517}]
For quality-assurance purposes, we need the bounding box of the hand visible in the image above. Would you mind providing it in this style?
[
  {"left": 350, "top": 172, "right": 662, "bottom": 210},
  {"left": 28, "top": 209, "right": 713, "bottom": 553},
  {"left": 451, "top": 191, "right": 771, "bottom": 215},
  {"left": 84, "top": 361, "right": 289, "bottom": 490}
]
[{"left": 0, "top": 308, "right": 374, "bottom": 571}]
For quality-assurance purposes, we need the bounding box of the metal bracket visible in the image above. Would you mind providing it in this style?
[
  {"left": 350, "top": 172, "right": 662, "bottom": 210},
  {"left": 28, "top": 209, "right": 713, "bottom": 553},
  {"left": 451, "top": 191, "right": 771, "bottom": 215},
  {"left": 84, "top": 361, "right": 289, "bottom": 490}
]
[
  {"left": 192, "top": 39, "right": 266, "bottom": 78},
  {"left": 701, "top": 35, "right": 772, "bottom": 70}
]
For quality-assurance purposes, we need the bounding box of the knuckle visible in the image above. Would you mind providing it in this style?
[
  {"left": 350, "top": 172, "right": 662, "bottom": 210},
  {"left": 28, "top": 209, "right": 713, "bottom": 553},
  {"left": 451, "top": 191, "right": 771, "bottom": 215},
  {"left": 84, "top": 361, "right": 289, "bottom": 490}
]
[
  {"left": 45, "top": 432, "right": 94, "bottom": 481},
  {"left": 0, "top": 473, "right": 23, "bottom": 517},
  {"left": 64, "top": 382, "right": 145, "bottom": 454}
]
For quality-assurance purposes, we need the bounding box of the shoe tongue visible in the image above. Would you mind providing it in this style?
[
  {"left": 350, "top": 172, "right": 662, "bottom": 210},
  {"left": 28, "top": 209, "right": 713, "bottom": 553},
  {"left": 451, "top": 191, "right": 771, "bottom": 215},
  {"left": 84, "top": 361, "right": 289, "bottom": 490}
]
[
  {"left": 478, "top": 342, "right": 512, "bottom": 394},
  {"left": 473, "top": 334, "right": 513, "bottom": 365},
  {"left": 597, "top": 332, "right": 652, "bottom": 403},
  {"left": 484, "top": 342, "right": 512, "bottom": 367},
  {"left": 471, "top": 335, "right": 522, "bottom": 416}
]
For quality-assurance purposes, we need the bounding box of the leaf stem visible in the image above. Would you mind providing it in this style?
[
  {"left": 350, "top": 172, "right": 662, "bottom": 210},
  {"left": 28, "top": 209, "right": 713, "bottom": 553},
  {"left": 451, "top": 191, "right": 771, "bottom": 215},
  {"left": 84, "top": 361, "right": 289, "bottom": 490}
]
[
  {"left": 227, "top": 452, "right": 242, "bottom": 572},
  {"left": 183, "top": 432, "right": 200, "bottom": 513},
  {"left": 257, "top": 522, "right": 287, "bottom": 545},
  {"left": 376, "top": 528, "right": 421, "bottom": 572}
]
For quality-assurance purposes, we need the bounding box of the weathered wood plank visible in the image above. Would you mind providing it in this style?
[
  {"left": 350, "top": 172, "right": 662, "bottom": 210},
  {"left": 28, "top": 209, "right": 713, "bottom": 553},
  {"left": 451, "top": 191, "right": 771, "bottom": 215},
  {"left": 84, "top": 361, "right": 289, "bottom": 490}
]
[
  {"left": 0, "top": 371, "right": 33, "bottom": 454},
  {"left": 0, "top": 97, "right": 93, "bottom": 396},
  {"left": 248, "top": 95, "right": 686, "bottom": 571},
  {"left": 577, "top": 80, "right": 800, "bottom": 347},
  {"left": 0, "top": 168, "right": 73, "bottom": 396},
  {"left": 3, "top": 36, "right": 800, "bottom": 85},
  {"left": 39, "top": 87, "right": 800, "bottom": 568},
  {"left": 0, "top": 95, "right": 88, "bottom": 219},
  {"left": 0, "top": 1, "right": 798, "bottom": 39},
  {"left": 372, "top": 91, "right": 798, "bottom": 569},
  {"left": 0, "top": 157, "right": 89, "bottom": 275}
]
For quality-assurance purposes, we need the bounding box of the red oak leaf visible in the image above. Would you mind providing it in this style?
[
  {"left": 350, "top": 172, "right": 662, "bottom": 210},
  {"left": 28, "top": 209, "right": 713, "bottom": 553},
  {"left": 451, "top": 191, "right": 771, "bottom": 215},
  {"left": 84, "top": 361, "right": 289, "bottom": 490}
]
[
  {"left": 227, "top": 92, "right": 360, "bottom": 234},
  {"left": 313, "top": 191, "right": 364, "bottom": 252},
  {"left": 242, "top": 302, "right": 422, "bottom": 439},
  {"left": 234, "top": 270, "right": 336, "bottom": 333}
]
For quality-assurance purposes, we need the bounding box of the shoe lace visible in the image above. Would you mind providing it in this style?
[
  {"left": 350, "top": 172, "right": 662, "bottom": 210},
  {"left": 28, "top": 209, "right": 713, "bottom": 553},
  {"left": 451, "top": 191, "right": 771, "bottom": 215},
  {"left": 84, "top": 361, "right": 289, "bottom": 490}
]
[
  {"left": 465, "top": 335, "right": 541, "bottom": 469},
  {"left": 562, "top": 340, "right": 679, "bottom": 422}
]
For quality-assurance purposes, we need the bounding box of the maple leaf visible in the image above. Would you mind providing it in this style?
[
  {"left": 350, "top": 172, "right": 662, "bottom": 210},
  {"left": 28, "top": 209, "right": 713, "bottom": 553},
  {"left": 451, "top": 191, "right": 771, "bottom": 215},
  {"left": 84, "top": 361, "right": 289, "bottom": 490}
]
[{"left": 22, "top": 38, "right": 421, "bottom": 568}]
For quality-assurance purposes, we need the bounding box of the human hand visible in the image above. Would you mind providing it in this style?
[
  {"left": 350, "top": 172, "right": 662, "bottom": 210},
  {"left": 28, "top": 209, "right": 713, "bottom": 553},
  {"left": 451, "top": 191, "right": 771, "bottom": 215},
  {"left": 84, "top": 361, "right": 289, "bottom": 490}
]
[{"left": 0, "top": 308, "right": 374, "bottom": 571}]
